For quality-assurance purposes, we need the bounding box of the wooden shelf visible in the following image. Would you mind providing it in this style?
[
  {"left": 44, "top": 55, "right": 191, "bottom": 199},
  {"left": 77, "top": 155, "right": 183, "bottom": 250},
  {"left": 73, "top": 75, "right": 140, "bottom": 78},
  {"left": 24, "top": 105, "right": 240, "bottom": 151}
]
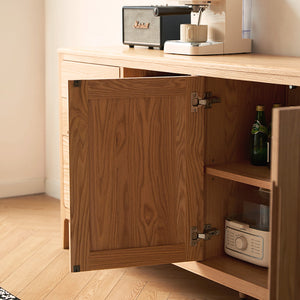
[
  {"left": 174, "top": 255, "right": 268, "bottom": 300},
  {"left": 206, "top": 161, "right": 271, "bottom": 189}
]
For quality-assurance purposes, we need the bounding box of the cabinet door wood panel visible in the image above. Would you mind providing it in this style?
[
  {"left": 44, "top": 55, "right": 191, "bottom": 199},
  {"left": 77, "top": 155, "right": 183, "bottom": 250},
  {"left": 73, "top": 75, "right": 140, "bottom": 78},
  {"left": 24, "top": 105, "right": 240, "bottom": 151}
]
[
  {"left": 69, "top": 76, "right": 206, "bottom": 271},
  {"left": 61, "top": 61, "right": 119, "bottom": 98},
  {"left": 59, "top": 60, "right": 120, "bottom": 249},
  {"left": 270, "top": 106, "right": 300, "bottom": 300}
]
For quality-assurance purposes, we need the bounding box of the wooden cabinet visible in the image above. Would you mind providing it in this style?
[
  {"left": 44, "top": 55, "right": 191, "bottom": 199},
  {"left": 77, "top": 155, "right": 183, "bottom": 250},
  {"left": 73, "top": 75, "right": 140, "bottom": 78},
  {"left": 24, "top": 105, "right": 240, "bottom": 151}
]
[{"left": 59, "top": 48, "right": 300, "bottom": 300}]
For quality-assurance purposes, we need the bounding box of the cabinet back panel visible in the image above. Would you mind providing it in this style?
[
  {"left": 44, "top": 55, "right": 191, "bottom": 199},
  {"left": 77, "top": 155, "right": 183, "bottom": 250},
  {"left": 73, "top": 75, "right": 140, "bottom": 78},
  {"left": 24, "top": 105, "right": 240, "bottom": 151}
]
[
  {"left": 204, "top": 78, "right": 286, "bottom": 165},
  {"left": 204, "top": 177, "right": 244, "bottom": 258},
  {"left": 287, "top": 86, "right": 300, "bottom": 106}
]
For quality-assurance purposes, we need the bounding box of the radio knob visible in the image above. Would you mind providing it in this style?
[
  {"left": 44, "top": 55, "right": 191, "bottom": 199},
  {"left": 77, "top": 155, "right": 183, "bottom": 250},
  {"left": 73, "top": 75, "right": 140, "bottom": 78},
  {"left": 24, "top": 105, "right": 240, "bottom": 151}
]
[{"left": 235, "top": 236, "right": 248, "bottom": 251}]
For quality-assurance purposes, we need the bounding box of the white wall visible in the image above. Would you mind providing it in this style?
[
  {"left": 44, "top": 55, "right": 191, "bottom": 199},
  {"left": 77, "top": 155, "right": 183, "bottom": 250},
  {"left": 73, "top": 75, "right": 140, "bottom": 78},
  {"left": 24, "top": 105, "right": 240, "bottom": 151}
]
[
  {"left": 44, "top": 0, "right": 165, "bottom": 199},
  {"left": 0, "top": 0, "right": 45, "bottom": 198},
  {"left": 45, "top": 0, "right": 300, "bottom": 199},
  {"left": 252, "top": 0, "right": 300, "bottom": 56}
]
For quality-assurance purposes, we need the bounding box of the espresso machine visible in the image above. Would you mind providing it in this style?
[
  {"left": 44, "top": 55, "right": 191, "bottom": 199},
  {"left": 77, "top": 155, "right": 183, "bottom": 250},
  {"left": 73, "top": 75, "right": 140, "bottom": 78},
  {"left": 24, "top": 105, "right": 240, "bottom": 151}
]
[{"left": 164, "top": 0, "right": 252, "bottom": 55}]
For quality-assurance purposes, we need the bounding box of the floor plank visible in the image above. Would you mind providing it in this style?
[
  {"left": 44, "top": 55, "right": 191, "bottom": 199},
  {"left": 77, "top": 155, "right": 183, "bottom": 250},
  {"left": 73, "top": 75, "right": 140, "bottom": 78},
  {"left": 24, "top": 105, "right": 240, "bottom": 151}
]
[
  {"left": 0, "top": 235, "right": 47, "bottom": 282},
  {"left": 44, "top": 270, "right": 96, "bottom": 300},
  {"left": 2, "top": 239, "right": 62, "bottom": 294},
  {"left": 74, "top": 268, "right": 126, "bottom": 300},
  {"left": 17, "top": 251, "right": 69, "bottom": 300},
  {"left": 0, "top": 194, "right": 246, "bottom": 300},
  {"left": 105, "top": 271, "right": 147, "bottom": 300}
]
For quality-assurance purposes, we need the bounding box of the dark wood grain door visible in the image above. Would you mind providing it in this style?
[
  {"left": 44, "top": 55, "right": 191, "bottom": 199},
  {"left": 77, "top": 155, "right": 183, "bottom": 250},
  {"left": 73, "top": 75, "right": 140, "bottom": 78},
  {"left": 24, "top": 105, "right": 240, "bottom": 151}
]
[{"left": 69, "top": 76, "right": 206, "bottom": 272}]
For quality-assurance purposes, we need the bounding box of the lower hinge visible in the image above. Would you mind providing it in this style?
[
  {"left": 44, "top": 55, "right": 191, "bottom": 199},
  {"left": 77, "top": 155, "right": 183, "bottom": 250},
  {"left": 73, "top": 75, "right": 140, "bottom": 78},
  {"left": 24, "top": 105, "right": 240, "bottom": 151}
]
[
  {"left": 191, "top": 224, "right": 220, "bottom": 246},
  {"left": 191, "top": 91, "right": 221, "bottom": 112}
]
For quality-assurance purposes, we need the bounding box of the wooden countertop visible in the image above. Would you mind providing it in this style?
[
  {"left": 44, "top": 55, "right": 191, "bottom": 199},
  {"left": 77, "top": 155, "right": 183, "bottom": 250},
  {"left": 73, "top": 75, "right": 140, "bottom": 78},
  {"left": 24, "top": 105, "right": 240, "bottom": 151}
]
[{"left": 58, "top": 46, "right": 300, "bottom": 85}]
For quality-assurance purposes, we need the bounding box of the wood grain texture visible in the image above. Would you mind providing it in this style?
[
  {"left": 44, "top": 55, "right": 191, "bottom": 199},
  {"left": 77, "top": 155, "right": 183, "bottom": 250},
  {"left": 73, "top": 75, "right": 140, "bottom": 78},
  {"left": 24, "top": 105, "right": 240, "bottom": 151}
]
[
  {"left": 203, "top": 176, "right": 245, "bottom": 259},
  {"left": 1, "top": 195, "right": 241, "bottom": 300},
  {"left": 89, "top": 95, "right": 186, "bottom": 251},
  {"left": 121, "top": 67, "right": 181, "bottom": 78},
  {"left": 61, "top": 60, "right": 119, "bottom": 98},
  {"left": 59, "top": 59, "right": 120, "bottom": 250},
  {"left": 204, "top": 78, "right": 286, "bottom": 166},
  {"left": 270, "top": 106, "right": 300, "bottom": 300},
  {"left": 268, "top": 183, "right": 279, "bottom": 300},
  {"left": 202, "top": 78, "right": 285, "bottom": 261},
  {"left": 69, "top": 79, "right": 90, "bottom": 271},
  {"left": 175, "top": 256, "right": 268, "bottom": 300},
  {"left": 58, "top": 47, "right": 300, "bottom": 85},
  {"left": 185, "top": 77, "right": 206, "bottom": 260},
  {"left": 59, "top": 53, "right": 69, "bottom": 250},
  {"left": 206, "top": 161, "right": 271, "bottom": 189},
  {"left": 69, "top": 76, "right": 205, "bottom": 271}
]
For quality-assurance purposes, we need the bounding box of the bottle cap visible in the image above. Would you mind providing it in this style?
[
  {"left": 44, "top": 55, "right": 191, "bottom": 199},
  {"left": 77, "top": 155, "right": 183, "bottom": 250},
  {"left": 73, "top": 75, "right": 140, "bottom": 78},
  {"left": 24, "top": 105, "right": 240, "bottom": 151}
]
[
  {"left": 256, "top": 105, "right": 264, "bottom": 111},
  {"left": 273, "top": 103, "right": 281, "bottom": 108}
]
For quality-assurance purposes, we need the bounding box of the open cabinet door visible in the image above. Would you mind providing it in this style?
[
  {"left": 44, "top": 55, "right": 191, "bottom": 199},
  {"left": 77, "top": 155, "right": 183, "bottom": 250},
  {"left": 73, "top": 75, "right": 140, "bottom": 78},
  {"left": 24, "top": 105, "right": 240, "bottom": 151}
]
[
  {"left": 269, "top": 106, "right": 300, "bottom": 299},
  {"left": 69, "top": 76, "right": 206, "bottom": 272}
]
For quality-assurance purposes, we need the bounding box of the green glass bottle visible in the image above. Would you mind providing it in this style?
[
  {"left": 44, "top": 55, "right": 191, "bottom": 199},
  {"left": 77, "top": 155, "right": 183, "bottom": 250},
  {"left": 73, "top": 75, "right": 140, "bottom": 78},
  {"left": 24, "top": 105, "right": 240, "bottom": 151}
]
[{"left": 250, "top": 105, "right": 268, "bottom": 165}]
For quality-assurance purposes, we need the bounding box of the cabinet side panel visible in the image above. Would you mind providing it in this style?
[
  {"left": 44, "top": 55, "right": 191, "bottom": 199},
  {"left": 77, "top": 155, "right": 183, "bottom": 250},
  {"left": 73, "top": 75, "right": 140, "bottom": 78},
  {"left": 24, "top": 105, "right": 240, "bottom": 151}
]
[{"left": 270, "top": 106, "right": 300, "bottom": 300}]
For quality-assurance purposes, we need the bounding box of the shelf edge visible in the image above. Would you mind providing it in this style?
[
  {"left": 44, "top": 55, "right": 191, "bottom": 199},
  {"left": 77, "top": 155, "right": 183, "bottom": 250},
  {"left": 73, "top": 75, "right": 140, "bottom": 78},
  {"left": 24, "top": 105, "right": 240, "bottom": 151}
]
[
  {"left": 174, "top": 261, "right": 269, "bottom": 300},
  {"left": 206, "top": 167, "right": 271, "bottom": 189}
]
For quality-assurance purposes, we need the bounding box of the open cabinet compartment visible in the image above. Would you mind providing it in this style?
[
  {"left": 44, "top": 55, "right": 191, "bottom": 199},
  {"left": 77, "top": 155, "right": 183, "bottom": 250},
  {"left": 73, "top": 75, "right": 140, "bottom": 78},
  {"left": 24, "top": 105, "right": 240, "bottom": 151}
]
[
  {"left": 174, "top": 77, "right": 288, "bottom": 300},
  {"left": 67, "top": 66, "right": 300, "bottom": 300}
]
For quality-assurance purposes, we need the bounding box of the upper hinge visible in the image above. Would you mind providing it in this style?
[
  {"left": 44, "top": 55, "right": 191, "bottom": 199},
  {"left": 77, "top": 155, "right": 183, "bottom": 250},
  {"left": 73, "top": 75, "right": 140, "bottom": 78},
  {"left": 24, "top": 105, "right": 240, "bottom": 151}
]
[
  {"left": 191, "top": 224, "right": 220, "bottom": 246},
  {"left": 73, "top": 80, "right": 81, "bottom": 87},
  {"left": 191, "top": 91, "right": 221, "bottom": 112}
]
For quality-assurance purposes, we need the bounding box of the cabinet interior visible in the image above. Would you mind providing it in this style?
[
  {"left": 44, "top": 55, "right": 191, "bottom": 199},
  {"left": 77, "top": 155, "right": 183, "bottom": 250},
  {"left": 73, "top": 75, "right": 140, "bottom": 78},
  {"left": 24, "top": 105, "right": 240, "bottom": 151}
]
[
  {"left": 60, "top": 48, "right": 300, "bottom": 299},
  {"left": 122, "top": 68, "right": 300, "bottom": 297},
  {"left": 203, "top": 77, "right": 285, "bottom": 258}
]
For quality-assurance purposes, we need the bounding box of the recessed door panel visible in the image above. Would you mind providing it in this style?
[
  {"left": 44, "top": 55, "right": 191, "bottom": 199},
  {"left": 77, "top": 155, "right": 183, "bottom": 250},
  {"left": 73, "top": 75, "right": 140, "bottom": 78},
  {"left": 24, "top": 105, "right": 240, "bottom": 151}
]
[{"left": 69, "top": 76, "right": 205, "bottom": 271}]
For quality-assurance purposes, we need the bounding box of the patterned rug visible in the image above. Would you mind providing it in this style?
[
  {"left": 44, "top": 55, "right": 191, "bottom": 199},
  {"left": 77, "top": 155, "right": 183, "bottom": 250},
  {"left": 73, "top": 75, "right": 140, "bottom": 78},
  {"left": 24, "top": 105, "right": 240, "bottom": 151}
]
[{"left": 0, "top": 287, "right": 20, "bottom": 300}]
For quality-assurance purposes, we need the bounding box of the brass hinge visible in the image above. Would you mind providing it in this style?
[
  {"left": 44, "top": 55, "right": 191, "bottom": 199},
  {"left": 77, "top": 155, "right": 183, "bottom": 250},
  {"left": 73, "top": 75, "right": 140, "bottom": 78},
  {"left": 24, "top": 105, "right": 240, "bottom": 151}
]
[
  {"left": 191, "top": 224, "right": 220, "bottom": 246},
  {"left": 191, "top": 91, "right": 221, "bottom": 112}
]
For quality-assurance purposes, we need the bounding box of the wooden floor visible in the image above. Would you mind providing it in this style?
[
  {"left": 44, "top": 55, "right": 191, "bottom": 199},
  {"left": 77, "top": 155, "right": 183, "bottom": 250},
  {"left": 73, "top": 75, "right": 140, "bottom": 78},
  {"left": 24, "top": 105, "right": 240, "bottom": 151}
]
[{"left": 0, "top": 194, "right": 242, "bottom": 300}]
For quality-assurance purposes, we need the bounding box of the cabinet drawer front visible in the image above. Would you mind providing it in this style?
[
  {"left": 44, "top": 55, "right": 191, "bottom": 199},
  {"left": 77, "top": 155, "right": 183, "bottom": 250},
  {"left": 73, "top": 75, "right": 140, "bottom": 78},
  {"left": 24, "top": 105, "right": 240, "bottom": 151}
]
[
  {"left": 61, "top": 61, "right": 120, "bottom": 98},
  {"left": 62, "top": 135, "right": 70, "bottom": 209}
]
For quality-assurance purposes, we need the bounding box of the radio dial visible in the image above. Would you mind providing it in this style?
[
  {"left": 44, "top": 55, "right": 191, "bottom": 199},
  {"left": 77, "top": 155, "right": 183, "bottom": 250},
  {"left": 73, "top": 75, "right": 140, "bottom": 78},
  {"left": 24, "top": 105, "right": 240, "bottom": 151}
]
[{"left": 235, "top": 236, "right": 248, "bottom": 251}]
